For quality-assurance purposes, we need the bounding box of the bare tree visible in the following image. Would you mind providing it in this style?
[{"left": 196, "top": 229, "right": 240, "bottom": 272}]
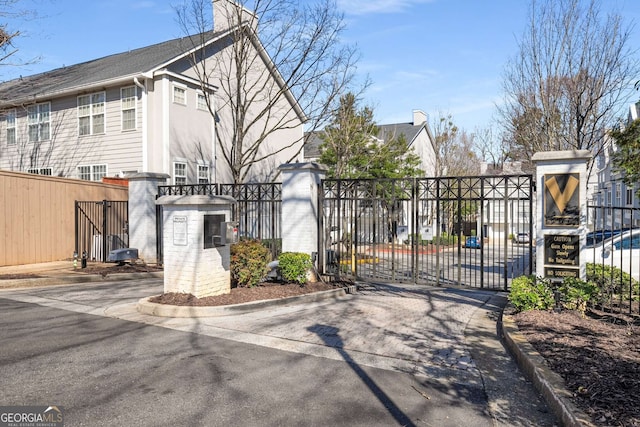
[
  {"left": 499, "top": 0, "right": 640, "bottom": 177},
  {"left": 0, "top": 0, "right": 39, "bottom": 71},
  {"left": 430, "top": 112, "right": 480, "bottom": 176},
  {"left": 474, "top": 125, "right": 508, "bottom": 166},
  {"left": 175, "top": 0, "right": 365, "bottom": 184}
]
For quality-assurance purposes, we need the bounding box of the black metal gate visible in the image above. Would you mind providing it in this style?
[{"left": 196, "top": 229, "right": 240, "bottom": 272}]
[
  {"left": 75, "top": 200, "right": 129, "bottom": 262},
  {"left": 156, "top": 183, "right": 282, "bottom": 264},
  {"left": 319, "top": 175, "right": 534, "bottom": 290}
]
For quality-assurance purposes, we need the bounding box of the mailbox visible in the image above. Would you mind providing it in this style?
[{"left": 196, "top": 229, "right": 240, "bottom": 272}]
[
  {"left": 223, "top": 221, "right": 239, "bottom": 244},
  {"left": 204, "top": 216, "right": 238, "bottom": 248}
]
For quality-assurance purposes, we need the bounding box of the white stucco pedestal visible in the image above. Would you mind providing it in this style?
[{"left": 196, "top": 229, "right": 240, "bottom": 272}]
[{"left": 156, "top": 195, "right": 236, "bottom": 298}]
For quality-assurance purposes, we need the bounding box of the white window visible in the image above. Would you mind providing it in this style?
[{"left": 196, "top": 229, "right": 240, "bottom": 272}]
[
  {"left": 121, "top": 86, "right": 136, "bottom": 131},
  {"left": 27, "top": 103, "right": 50, "bottom": 142},
  {"left": 78, "top": 92, "right": 105, "bottom": 136},
  {"left": 197, "top": 93, "right": 207, "bottom": 111},
  {"left": 173, "top": 162, "right": 187, "bottom": 185},
  {"left": 627, "top": 187, "right": 634, "bottom": 206},
  {"left": 616, "top": 183, "right": 622, "bottom": 205},
  {"left": 6, "top": 109, "right": 16, "bottom": 145},
  {"left": 173, "top": 85, "right": 186, "bottom": 105},
  {"left": 27, "top": 167, "right": 52, "bottom": 175},
  {"left": 78, "top": 164, "right": 107, "bottom": 181},
  {"left": 198, "top": 165, "right": 209, "bottom": 184}
]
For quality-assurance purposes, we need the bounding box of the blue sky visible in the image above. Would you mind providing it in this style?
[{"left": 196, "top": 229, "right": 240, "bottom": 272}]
[{"left": 3, "top": 0, "right": 640, "bottom": 132}]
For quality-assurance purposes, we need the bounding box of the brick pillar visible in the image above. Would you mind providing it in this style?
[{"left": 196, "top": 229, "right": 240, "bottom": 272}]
[
  {"left": 156, "top": 195, "right": 235, "bottom": 297},
  {"left": 279, "top": 163, "right": 327, "bottom": 256},
  {"left": 128, "top": 172, "right": 170, "bottom": 264}
]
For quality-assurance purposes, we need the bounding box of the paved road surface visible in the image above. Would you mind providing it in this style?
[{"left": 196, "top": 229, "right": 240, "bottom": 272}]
[{"left": 0, "top": 279, "right": 557, "bottom": 426}]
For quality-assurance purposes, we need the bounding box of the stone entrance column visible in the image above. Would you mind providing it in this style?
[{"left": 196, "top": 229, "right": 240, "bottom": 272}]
[
  {"left": 532, "top": 150, "right": 592, "bottom": 281},
  {"left": 128, "top": 172, "right": 170, "bottom": 264},
  {"left": 279, "top": 162, "right": 327, "bottom": 256},
  {"left": 156, "top": 195, "right": 236, "bottom": 298}
]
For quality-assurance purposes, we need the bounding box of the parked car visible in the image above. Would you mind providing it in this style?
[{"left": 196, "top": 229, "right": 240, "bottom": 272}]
[
  {"left": 583, "top": 229, "right": 640, "bottom": 281},
  {"left": 514, "top": 233, "right": 530, "bottom": 244},
  {"left": 464, "top": 236, "right": 481, "bottom": 249},
  {"left": 586, "top": 229, "right": 624, "bottom": 246}
]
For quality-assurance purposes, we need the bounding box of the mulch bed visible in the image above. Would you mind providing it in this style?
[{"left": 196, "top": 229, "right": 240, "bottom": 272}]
[
  {"left": 513, "top": 308, "right": 640, "bottom": 426},
  {"left": 150, "top": 279, "right": 353, "bottom": 307},
  {"left": 79, "top": 263, "right": 163, "bottom": 275}
]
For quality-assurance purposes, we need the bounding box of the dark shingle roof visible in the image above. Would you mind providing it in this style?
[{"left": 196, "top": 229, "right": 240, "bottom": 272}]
[
  {"left": 304, "top": 122, "right": 424, "bottom": 159},
  {"left": 0, "top": 31, "right": 223, "bottom": 106},
  {"left": 378, "top": 122, "right": 422, "bottom": 144}
]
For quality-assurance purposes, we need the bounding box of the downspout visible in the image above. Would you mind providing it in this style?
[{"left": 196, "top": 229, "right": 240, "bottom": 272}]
[
  {"left": 211, "top": 92, "right": 217, "bottom": 183},
  {"left": 133, "top": 76, "right": 148, "bottom": 171}
]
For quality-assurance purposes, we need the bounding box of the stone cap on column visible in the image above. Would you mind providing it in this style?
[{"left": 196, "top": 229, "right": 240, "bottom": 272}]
[
  {"left": 278, "top": 162, "right": 328, "bottom": 173},
  {"left": 531, "top": 150, "right": 592, "bottom": 163},
  {"left": 127, "top": 172, "right": 171, "bottom": 182}
]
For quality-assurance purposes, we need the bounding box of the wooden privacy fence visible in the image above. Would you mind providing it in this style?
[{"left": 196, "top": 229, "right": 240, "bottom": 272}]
[{"left": 0, "top": 170, "right": 128, "bottom": 267}]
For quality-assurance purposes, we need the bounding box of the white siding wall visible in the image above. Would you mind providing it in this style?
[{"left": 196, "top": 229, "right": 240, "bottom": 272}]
[
  {"left": 198, "top": 32, "right": 304, "bottom": 184},
  {"left": 0, "top": 86, "right": 144, "bottom": 178}
]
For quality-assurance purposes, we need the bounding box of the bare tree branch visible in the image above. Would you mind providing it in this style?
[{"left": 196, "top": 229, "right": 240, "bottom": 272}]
[
  {"left": 499, "top": 0, "right": 640, "bottom": 178},
  {"left": 175, "top": 0, "right": 367, "bottom": 184}
]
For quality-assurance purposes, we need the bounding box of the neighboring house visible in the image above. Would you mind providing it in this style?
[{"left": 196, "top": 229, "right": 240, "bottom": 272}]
[
  {"left": 0, "top": 0, "right": 304, "bottom": 184},
  {"left": 304, "top": 110, "right": 437, "bottom": 177},
  {"left": 591, "top": 101, "right": 640, "bottom": 230},
  {"left": 306, "top": 111, "right": 438, "bottom": 244},
  {"left": 479, "top": 161, "right": 534, "bottom": 241}
]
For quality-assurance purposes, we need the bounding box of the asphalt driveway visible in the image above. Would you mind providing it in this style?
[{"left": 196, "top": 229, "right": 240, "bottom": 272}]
[{"left": 0, "top": 279, "right": 557, "bottom": 426}]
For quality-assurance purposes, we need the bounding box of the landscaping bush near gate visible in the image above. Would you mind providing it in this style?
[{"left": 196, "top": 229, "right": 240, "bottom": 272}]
[
  {"left": 509, "top": 275, "right": 555, "bottom": 312},
  {"left": 230, "top": 239, "right": 271, "bottom": 288},
  {"left": 558, "top": 277, "right": 598, "bottom": 315},
  {"left": 586, "top": 263, "right": 640, "bottom": 301},
  {"left": 432, "top": 232, "right": 457, "bottom": 246},
  {"left": 278, "top": 252, "right": 313, "bottom": 285},
  {"left": 509, "top": 265, "right": 638, "bottom": 315}
]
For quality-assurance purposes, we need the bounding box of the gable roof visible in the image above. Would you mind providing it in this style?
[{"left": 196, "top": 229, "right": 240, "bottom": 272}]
[
  {"left": 0, "top": 31, "right": 227, "bottom": 108},
  {"left": 304, "top": 121, "right": 427, "bottom": 159},
  {"left": 0, "top": 23, "right": 306, "bottom": 122}
]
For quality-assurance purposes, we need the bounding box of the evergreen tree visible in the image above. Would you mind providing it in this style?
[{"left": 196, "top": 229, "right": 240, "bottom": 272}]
[
  {"left": 319, "top": 93, "right": 423, "bottom": 179},
  {"left": 611, "top": 118, "right": 640, "bottom": 196}
]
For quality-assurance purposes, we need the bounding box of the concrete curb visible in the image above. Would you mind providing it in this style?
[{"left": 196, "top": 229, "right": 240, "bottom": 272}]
[
  {"left": 500, "top": 311, "right": 596, "bottom": 427},
  {"left": 0, "top": 272, "right": 164, "bottom": 289},
  {"left": 137, "top": 285, "right": 358, "bottom": 318}
]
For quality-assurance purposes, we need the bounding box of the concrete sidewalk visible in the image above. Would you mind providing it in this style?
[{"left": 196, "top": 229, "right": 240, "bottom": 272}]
[
  {"left": 0, "top": 261, "right": 163, "bottom": 288},
  {"left": 0, "top": 261, "right": 585, "bottom": 426}
]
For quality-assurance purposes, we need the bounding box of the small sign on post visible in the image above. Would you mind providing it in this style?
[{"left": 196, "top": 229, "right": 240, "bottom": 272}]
[{"left": 173, "top": 216, "right": 188, "bottom": 246}]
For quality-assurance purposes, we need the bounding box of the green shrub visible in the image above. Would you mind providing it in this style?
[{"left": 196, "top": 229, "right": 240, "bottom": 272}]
[
  {"left": 230, "top": 239, "right": 271, "bottom": 288},
  {"left": 433, "top": 233, "right": 457, "bottom": 245},
  {"left": 278, "top": 252, "right": 313, "bottom": 285},
  {"left": 559, "top": 277, "right": 598, "bottom": 315},
  {"left": 508, "top": 275, "right": 554, "bottom": 312},
  {"left": 586, "top": 263, "right": 639, "bottom": 301}
]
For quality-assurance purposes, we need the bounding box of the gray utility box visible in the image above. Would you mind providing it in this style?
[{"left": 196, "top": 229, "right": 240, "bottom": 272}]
[{"left": 107, "top": 248, "right": 139, "bottom": 264}]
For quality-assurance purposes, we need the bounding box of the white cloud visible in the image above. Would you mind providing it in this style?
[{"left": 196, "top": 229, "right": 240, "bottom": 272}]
[{"left": 337, "top": 0, "right": 435, "bottom": 16}]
